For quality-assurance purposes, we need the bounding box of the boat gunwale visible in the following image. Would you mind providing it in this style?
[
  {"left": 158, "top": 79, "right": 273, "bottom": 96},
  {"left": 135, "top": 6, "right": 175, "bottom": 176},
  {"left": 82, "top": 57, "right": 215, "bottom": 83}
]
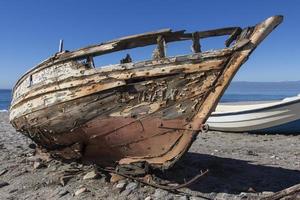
[
  {"left": 12, "top": 26, "right": 245, "bottom": 93},
  {"left": 10, "top": 47, "right": 236, "bottom": 106}
]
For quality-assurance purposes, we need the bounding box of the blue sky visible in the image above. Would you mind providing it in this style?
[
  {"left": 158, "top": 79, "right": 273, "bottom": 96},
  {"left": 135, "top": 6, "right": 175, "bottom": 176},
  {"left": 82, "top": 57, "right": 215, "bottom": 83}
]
[{"left": 0, "top": 0, "right": 299, "bottom": 89}]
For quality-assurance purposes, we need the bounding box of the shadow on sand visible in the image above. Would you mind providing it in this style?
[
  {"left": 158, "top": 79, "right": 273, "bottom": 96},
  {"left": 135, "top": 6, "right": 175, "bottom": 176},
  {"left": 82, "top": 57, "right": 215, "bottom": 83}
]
[{"left": 155, "top": 152, "right": 300, "bottom": 194}]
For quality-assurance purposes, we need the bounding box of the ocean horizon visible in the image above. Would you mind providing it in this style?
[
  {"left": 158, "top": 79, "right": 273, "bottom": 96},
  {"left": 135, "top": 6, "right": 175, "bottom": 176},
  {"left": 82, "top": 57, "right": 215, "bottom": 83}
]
[{"left": 2, "top": 81, "right": 300, "bottom": 111}]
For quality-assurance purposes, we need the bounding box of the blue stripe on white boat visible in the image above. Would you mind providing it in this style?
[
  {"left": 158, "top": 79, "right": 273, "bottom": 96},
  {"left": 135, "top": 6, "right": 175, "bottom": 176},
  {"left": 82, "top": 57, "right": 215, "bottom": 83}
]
[{"left": 249, "top": 118, "right": 300, "bottom": 134}]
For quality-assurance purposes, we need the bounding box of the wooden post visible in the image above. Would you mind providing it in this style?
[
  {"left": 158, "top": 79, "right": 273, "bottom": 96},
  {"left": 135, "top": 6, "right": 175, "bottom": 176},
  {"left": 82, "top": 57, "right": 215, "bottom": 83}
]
[
  {"left": 192, "top": 32, "right": 201, "bottom": 53},
  {"left": 59, "top": 39, "right": 64, "bottom": 53},
  {"left": 152, "top": 35, "right": 166, "bottom": 59},
  {"left": 86, "top": 56, "right": 95, "bottom": 68}
]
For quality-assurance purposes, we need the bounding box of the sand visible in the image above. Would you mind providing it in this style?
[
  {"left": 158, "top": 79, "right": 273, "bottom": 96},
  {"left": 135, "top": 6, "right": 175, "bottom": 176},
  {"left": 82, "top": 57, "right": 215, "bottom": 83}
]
[{"left": 1, "top": 112, "right": 300, "bottom": 199}]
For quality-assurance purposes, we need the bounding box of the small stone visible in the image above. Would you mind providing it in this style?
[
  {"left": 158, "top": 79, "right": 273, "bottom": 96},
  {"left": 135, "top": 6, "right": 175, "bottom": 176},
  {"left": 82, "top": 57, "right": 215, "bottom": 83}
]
[
  {"left": 33, "top": 161, "right": 45, "bottom": 169},
  {"left": 9, "top": 189, "right": 18, "bottom": 193},
  {"left": 99, "top": 176, "right": 108, "bottom": 184},
  {"left": 190, "top": 197, "right": 208, "bottom": 200},
  {"left": 145, "top": 196, "right": 152, "bottom": 200},
  {"left": 26, "top": 152, "right": 34, "bottom": 157},
  {"left": 247, "top": 187, "right": 256, "bottom": 193},
  {"left": 60, "top": 175, "right": 73, "bottom": 186},
  {"left": 0, "top": 180, "right": 9, "bottom": 188},
  {"left": 28, "top": 143, "right": 36, "bottom": 149},
  {"left": 75, "top": 187, "right": 87, "bottom": 196},
  {"left": 238, "top": 192, "right": 248, "bottom": 198},
  {"left": 58, "top": 190, "right": 69, "bottom": 197},
  {"left": 0, "top": 169, "right": 8, "bottom": 176},
  {"left": 83, "top": 170, "right": 98, "bottom": 180},
  {"left": 153, "top": 188, "right": 169, "bottom": 199},
  {"left": 178, "top": 195, "right": 188, "bottom": 200},
  {"left": 129, "top": 195, "right": 141, "bottom": 200},
  {"left": 121, "top": 189, "right": 132, "bottom": 197},
  {"left": 247, "top": 150, "right": 258, "bottom": 156},
  {"left": 216, "top": 193, "right": 235, "bottom": 200},
  {"left": 43, "top": 171, "right": 49, "bottom": 176},
  {"left": 110, "top": 173, "right": 125, "bottom": 183},
  {"left": 115, "top": 180, "right": 127, "bottom": 190},
  {"left": 261, "top": 191, "right": 274, "bottom": 196},
  {"left": 121, "top": 182, "right": 138, "bottom": 196},
  {"left": 126, "top": 182, "right": 138, "bottom": 191}
]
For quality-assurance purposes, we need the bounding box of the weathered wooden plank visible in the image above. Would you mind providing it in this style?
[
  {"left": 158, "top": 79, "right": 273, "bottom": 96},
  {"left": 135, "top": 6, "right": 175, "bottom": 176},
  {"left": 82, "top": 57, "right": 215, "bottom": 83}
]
[
  {"left": 11, "top": 57, "right": 227, "bottom": 120},
  {"left": 13, "top": 45, "right": 234, "bottom": 93},
  {"left": 54, "top": 27, "right": 240, "bottom": 61},
  {"left": 12, "top": 50, "right": 232, "bottom": 107}
]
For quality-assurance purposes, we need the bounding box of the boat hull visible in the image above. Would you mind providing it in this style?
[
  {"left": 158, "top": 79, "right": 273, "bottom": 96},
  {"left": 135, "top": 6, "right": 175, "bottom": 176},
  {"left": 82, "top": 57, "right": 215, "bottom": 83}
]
[
  {"left": 207, "top": 97, "right": 300, "bottom": 134},
  {"left": 9, "top": 16, "right": 283, "bottom": 170},
  {"left": 10, "top": 55, "right": 224, "bottom": 169}
]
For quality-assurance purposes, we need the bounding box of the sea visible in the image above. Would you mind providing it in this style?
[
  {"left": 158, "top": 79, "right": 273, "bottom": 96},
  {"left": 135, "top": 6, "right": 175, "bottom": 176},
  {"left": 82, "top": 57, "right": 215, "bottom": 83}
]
[{"left": 1, "top": 81, "right": 300, "bottom": 112}]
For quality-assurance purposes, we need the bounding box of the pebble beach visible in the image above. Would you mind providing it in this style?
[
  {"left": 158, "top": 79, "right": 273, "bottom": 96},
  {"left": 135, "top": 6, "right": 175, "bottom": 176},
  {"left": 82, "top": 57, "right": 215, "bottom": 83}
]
[{"left": 1, "top": 111, "right": 300, "bottom": 199}]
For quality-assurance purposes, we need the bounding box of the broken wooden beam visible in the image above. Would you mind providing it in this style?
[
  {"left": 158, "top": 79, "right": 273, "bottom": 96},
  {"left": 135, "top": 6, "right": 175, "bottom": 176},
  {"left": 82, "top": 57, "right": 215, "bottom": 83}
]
[
  {"left": 54, "top": 27, "right": 242, "bottom": 62},
  {"left": 225, "top": 27, "right": 242, "bottom": 47}
]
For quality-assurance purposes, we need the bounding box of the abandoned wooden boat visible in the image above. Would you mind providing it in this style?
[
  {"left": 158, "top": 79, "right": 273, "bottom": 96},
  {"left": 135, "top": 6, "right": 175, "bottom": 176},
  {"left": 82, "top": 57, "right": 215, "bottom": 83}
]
[
  {"left": 207, "top": 94, "right": 300, "bottom": 134},
  {"left": 9, "top": 16, "right": 283, "bottom": 172}
]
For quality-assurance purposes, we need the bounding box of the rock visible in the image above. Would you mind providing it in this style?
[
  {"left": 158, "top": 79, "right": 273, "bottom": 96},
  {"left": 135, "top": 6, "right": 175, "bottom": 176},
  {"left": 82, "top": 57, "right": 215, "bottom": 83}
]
[
  {"left": 83, "top": 170, "right": 98, "bottom": 180},
  {"left": 99, "top": 176, "right": 109, "bottom": 184},
  {"left": 58, "top": 190, "right": 69, "bottom": 197},
  {"left": 110, "top": 173, "right": 125, "bottom": 183},
  {"left": 121, "top": 182, "right": 138, "bottom": 196},
  {"left": 0, "top": 180, "right": 9, "bottom": 188},
  {"left": 261, "top": 191, "right": 274, "bottom": 196},
  {"left": 0, "top": 169, "right": 8, "bottom": 176},
  {"left": 247, "top": 187, "right": 256, "bottom": 193},
  {"left": 121, "top": 189, "right": 132, "bottom": 197},
  {"left": 33, "top": 161, "right": 45, "bottom": 169},
  {"left": 43, "top": 171, "right": 49, "bottom": 176},
  {"left": 128, "top": 195, "right": 141, "bottom": 200},
  {"left": 9, "top": 189, "right": 18, "bottom": 193},
  {"left": 60, "top": 175, "right": 73, "bottom": 186},
  {"left": 247, "top": 150, "right": 258, "bottom": 156},
  {"left": 190, "top": 197, "right": 208, "bottom": 200},
  {"left": 27, "top": 156, "right": 39, "bottom": 162},
  {"left": 126, "top": 182, "right": 138, "bottom": 191},
  {"left": 153, "top": 188, "right": 169, "bottom": 199},
  {"left": 75, "top": 187, "right": 87, "bottom": 196},
  {"left": 115, "top": 180, "right": 127, "bottom": 190},
  {"left": 178, "top": 196, "right": 189, "bottom": 200},
  {"left": 28, "top": 143, "right": 36, "bottom": 149},
  {"left": 145, "top": 196, "right": 152, "bottom": 200},
  {"left": 215, "top": 193, "right": 234, "bottom": 200}
]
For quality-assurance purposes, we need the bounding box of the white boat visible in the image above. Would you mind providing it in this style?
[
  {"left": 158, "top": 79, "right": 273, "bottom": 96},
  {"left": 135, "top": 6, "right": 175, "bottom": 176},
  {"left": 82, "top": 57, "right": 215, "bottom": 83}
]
[{"left": 207, "top": 94, "right": 300, "bottom": 134}]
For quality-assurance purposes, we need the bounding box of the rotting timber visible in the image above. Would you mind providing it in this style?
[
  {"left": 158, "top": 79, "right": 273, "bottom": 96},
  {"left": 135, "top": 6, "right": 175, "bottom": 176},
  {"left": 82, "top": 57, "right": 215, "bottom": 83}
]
[{"left": 9, "top": 16, "right": 283, "bottom": 173}]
